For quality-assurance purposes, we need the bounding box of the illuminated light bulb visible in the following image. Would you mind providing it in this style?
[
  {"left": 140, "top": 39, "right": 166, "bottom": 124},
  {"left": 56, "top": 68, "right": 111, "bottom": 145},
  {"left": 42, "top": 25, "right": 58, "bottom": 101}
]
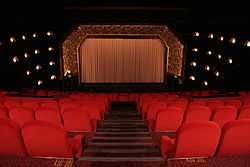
[
  {"left": 37, "top": 80, "right": 43, "bottom": 85},
  {"left": 192, "top": 48, "right": 198, "bottom": 52},
  {"left": 48, "top": 47, "right": 54, "bottom": 51},
  {"left": 245, "top": 40, "right": 250, "bottom": 47},
  {"left": 35, "top": 65, "right": 42, "bottom": 70},
  {"left": 46, "top": 31, "right": 53, "bottom": 36},
  {"left": 217, "top": 54, "right": 222, "bottom": 59},
  {"left": 189, "top": 75, "right": 195, "bottom": 81},
  {"left": 220, "top": 36, "right": 224, "bottom": 41},
  {"left": 34, "top": 49, "right": 40, "bottom": 54},
  {"left": 190, "top": 61, "right": 197, "bottom": 67},
  {"left": 193, "top": 32, "right": 200, "bottom": 37},
  {"left": 50, "top": 75, "right": 56, "bottom": 80},
  {"left": 24, "top": 52, "right": 29, "bottom": 58},
  {"left": 22, "top": 35, "right": 26, "bottom": 40},
  {"left": 10, "top": 37, "right": 16, "bottom": 43},
  {"left": 207, "top": 50, "right": 212, "bottom": 55},
  {"left": 228, "top": 58, "right": 233, "bottom": 64},
  {"left": 12, "top": 56, "right": 19, "bottom": 63},
  {"left": 205, "top": 65, "right": 210, "bottom": 71},
  {"left": 215, "top": 71, "right": 220, "bottom": 77},
  {"left": 203, "top": 81, "right": 208, "bottom": 86},
  {"left": 230, "top": 37, "right": 236, "bottom": 44},
  {"left": 26, "top": 70, "right": 31, "bottom": 76},
  {"left": 208, "top": 33, "right": 214, "bottom": 39},
  {"left": 49, "top": 61, "right": 55, "bottom": 66},
  {"left": 32, "top": 33, "right": 37, "bottom": 38}
]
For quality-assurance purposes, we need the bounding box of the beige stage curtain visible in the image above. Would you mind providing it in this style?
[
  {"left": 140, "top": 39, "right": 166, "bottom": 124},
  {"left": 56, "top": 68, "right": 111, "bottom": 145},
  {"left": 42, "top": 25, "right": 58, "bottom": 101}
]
[{"left": 79, "top": 38, "right": 165, "bottom": 83}]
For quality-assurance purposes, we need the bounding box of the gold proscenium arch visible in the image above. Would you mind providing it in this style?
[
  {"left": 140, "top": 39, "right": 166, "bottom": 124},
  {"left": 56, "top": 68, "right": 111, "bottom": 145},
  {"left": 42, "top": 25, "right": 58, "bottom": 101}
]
[{"left": 62, "top": 25, "right": 184, "bottom": 81}]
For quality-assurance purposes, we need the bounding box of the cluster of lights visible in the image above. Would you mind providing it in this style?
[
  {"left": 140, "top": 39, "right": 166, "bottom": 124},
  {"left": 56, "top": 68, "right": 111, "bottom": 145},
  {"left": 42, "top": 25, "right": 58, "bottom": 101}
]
[
  {"left": 9, "top": 31, "right": 57, "bottom": 87},
  {"left": 192, "top": 32, "right": 250, "bottom": 47}
]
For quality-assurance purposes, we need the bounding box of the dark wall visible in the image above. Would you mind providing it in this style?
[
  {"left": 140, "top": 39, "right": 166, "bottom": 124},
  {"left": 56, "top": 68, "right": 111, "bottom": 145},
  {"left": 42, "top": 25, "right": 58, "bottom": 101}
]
[{"left": 0, "top": 2, "right": 249, "bottom": 91}]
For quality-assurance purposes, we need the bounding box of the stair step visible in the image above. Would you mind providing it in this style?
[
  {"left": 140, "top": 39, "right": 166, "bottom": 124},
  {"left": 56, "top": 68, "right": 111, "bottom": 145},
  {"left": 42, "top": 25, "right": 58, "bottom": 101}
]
[
  {"left": 98, "top": 124, "right": 148, "bottom": 128},
  {"left": 96, "top": 128, "right": 148, "bottom": 132},
  {"left": 101, "top": 120, "right": 146, "bottom": 123},
  {"left": 92, "top": 136, "right": 153, "bottom": 140},
  {"left": 85, "top": 148, "right": 160, "bottom": 153},
  {"left": 94, "top": 132, "right": 151, "bottom": 137},
  {"left": 88, "top": 142, "right": 156, "bottom": 148},
  {"left": 79, "top": 156, "right": 164, "bottom": 162},
  {"left": 100, "top": 122, "right": 147, "bottom": 126}
]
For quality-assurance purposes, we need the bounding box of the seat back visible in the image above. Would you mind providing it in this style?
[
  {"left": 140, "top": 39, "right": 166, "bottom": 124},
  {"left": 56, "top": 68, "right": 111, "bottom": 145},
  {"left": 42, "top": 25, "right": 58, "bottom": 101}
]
[
  {"left": 174, "top": 121, "right": 221, "bottom": 158},
  {"left": 8, "top": 107, "right": 35, "bottom": 126},
  {"left": 22, "top": 120, "right": 72, "bottom": 157},
  {"left": 0, "top": 107, "right": 8, "bottom": 119},
  {"left": 212, "top": 106, "right": 238, "bottom": 127},
  {"left": 155, "top": 107, "right": 185, "bottom": 132},
  {"left": 62, "top": 109, "right": 93, "bottom": 132},
  {"left": 0, "top": 119, "right": 27, "bottom": 156},
  {"left": 216, "top": 120, "right": 250, "bottom": 157},
  {"left": 238, "top": 108, "right": 250, "bottom": 119},
  {"left": 207, "top": 100, "right": 224, "bottom": 111},
  {"left": 185, "top": 106, "right": 212, "bottom": 122},
  {"left": 35, "top": 109, "right": 62, "bottom": 125}
]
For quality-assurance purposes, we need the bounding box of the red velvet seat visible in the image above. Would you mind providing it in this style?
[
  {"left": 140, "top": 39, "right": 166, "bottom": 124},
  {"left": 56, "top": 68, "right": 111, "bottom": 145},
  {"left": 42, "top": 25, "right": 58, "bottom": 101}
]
[
  {"left": 22, "top": 120, "right": 83, "bottom": 158},
  {"left": 4, "top": 99, "right": 22, "bottom": 110},
  {"left": 0, "top": 107, "right": 9, "bottom": 119},
  {"left": 207, "top": 100, "right": 224, "bottom": 111},
  {"left": 39, "top": 101, "right": 59, "bottom": 110},
  {"left": 216, "top": 120, "right": 250, "bottom": 157},
  {"left": 35, "top": 109, "right": 62, "bottom": 125},
  {"left": 154, "top": 107, "right": 185, "bottom": 132},
  {"left": 238, "top": 108, "right": 250, "bottom": 119},
  {"left": 146, "top": 102, "right": 167, "bottom": 129},
  {"left": 184, "top": 106, "right": 212, "bottom": 122},
  {"left": 224, "top": 99, "right": 242, "bottom": 109},
  {"left": 161, "top": 121, "right": 221, "bottom": 159},
  {"left": 22, "top": 100, "right": 40, "bottom": 110},
  {"left": 189, "top": 100, "right": 207, "bottom": 107},
  {"left": 212, "top": 106, "right": 238, "bottom": 127},
  {"left": 0, "top": 119, "right": 27, "bottom": 156},
  {"left": 8, "top": 107, "right": 35, "bottom": 126},
  {"left": 62, "top": 109, "right": 94, "bottom": 132}
]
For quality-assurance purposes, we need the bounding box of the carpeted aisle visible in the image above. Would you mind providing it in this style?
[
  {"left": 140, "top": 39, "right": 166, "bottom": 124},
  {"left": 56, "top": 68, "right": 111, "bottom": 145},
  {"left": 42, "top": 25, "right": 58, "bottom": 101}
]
[{"left": 79, "top": 102, "right": 165, "bottom": 167}]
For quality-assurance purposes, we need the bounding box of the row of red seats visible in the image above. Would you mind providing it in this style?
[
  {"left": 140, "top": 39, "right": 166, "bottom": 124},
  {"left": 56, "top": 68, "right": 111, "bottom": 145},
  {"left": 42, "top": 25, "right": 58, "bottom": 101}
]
[
  {"left": 0, "top": 95, "right": 109, "bottom": 133},
  {"left": 139, "top": 95, "right": 250, "bottom": 132},
  {"left": 160, "top": 120, "right": 250, "bottom": 158},
  {"left": 0, "top": 119, "right": 83, "bottom": 158}
]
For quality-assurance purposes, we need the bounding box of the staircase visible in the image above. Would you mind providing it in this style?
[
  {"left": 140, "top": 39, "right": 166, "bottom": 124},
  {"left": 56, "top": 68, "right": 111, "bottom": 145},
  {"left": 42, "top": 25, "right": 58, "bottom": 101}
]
[{"left": 80, "top": 102, "right": 165, "bottom": 166}]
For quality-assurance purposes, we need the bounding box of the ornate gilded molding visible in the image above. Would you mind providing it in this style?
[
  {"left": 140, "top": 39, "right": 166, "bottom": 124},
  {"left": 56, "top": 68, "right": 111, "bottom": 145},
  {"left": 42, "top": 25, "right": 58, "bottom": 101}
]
[{"left": 62, "top": 25, "right": 184, "bottom": 78}]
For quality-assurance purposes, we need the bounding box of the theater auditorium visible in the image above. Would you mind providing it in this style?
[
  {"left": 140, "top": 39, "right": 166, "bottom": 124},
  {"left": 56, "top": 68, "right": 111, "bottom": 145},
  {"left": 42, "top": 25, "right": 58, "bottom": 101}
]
[{"left": 0, "top": 1, "right": 250, "bottom": 167}]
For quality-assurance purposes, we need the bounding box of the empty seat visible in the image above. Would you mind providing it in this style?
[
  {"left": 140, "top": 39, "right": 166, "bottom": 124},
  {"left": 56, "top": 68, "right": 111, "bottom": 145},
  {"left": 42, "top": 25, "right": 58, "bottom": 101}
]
[
  {"left": 184, "top": 106, "right": 212, "bottom": 122},
  {"left": 238, "top": 108, "right": 250, "bottom": 119},
  {"left": 147, "top": 102, "right": 167, "bottom": 129},
  {"left": 216, "top": 120, "right": 250, "bottom": 157},
  {"left": 39, "top": 101, "right": 59, "bottom": 110},
  {"left": 22, "top": 120, "right": 82, "bottom": 158},
  {"left": 0, "top": 107, "right": 8, "bottom": 119},
  {"left": 154, "top": 107, "right": 185, "bottom": 132},
  {"left": 161, "top": 121, "right": 221, "bottom": 159},
  {"left": 224, "top": 99, "right": 242, "bottom": 109},
  {"left": 212, "top": 106, "right": 238, "bottom": 127},
  {"left": 207, "top": 100, "right": 224, "bottom": 111},
  {"left": 63, "top": 109, "right": 94, "bottom": 132},
  {"left": 189, "top": 100, "right": 207, "bottom": 107},
  {"left": 8, "top": 107, "right": 35, "bottom": 126},
  {"left": 0, "top": 119, "right": 27, "bottom": 156},
  {"left": 4, "top": 99, "right": 22, "bottom": 109},
  {"left": 35, "top": 109, "right": 62, "bottom": 125},
  {"left": 22, "top": 100, "right": 40, "bottom": 110}
]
